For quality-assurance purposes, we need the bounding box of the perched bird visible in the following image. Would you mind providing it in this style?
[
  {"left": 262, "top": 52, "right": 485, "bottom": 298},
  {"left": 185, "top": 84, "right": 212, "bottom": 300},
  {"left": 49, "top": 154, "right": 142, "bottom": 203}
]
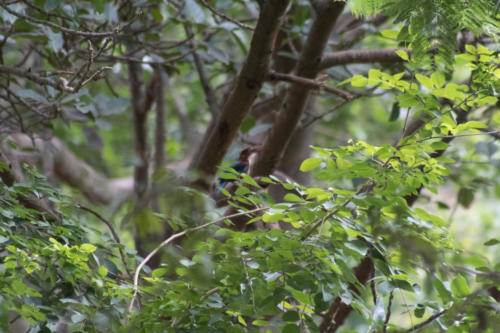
[{"left": 217, "top": 146, "right": 263, "bottom": 194}]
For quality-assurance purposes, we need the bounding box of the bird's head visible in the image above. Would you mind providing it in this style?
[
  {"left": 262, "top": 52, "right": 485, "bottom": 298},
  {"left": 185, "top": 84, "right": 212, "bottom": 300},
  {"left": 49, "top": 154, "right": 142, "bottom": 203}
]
[{"left": 238, "top": 146, "right": 263, "bottom": 161}]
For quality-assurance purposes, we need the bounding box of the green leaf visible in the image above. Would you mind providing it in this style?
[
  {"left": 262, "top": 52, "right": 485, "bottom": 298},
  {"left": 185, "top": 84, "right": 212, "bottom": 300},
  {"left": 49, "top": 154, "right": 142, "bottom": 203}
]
[
  {"left": 238, "top": 315, "right": 247, "bottom": 326},
  {"left": 90, "top": 0, "right": 105, "bottom": 13},
  {"left": 98, "top": 266, "right": 108, "bottom": 277},
  {"left": 283, "top": 311, "right": 300, "bottom": 322},
  {"left": 451, "top": 275, "right": 470, "bottom": 297},
  {"left": 80, "top": 243, "right": 97, "bottom": 253},
  {"left": 300, "top": 158, "right": 322, "bottom": 172},
  {"left": 152, "top": 268, "right": 167, "bottom": 278},
  {"left": 457, "top": 188, "right": 474, "bottom": 208},
  {"left": 284, "top": 193, "right": 303, "bottom": 202},
  {"left": 380, "top": 29, "right": 399, "bottom": 39},
  {"left": 484, "top": 239, "right": 500, "bottom": 246},
  {"left": 240, "top": 116, "right": 256, "bottom": 134},
  {"left": 350, "top": 75, "right": 368, "bottom": 87},
  {"left": 252, "top": 320, "right": 270, "bottom": 326},
  {"left": 396, "top": 49, "right": 409, "bottom": 61},
  {"left": 431, "top": 72, "right": 445, "bottom": 88},
  {"left": 434, "top": 279, "right": 452, "bottom": 303},
  {"left": 282, "top": 324, "right": 300, "bottom": 333},
  {"left": 464, "top": 121, "right": 487, "bottom": 129},
  {"left": 415, "top": 74, "right": 434, "bottom": 90}
]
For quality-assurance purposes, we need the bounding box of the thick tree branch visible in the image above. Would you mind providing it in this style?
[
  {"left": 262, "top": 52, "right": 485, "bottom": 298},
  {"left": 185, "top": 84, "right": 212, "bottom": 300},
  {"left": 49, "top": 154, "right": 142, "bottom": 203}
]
[
  {"left": 252, "top": 0, "right": 346, "bottom": 177},
  {"left": 319, "top": 48, "right": 409, "bottom": 70},
  {"left": 190, "top": 0, "right": 290, "bottom": 179},
  {"left": 128, "top": 62, "right": 158, "bottom": 197},
  {"left": 5, "top": 134, "right": 133, "bottom": 205},
  {"left": 153, "top": 69, "right": 166, "bottom": 170}
]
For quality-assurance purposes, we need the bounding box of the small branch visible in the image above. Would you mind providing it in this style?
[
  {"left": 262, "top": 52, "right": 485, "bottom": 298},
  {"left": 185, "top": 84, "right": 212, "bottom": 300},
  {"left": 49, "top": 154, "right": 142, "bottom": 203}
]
[
  {"left": 407, "top": 309, "right": 447, "bottom": 332},
  {"left": 319, "top": 48, "right": 409, "bottom": 70},
  {"left": 268, "top": 71, "right": 354, "bottom": 101},
  {"left": 77, "top": 205, "right": 132, "bottom": 278},
  {"left": 0, "top": 64, "right": 74, "bottom": 92},
  {"left": 101, "top": 48, "right": 197, "bottom": 65},
  {"left": 184, "top": 25, "right": 220, "bottom": 116},
  {"left": 383, "top": 291, "right": 394, "bottom": 333},
  {"left": 153, "top": 68, "right": 166, "bottom": 170},
  {"left": 370, "top": 269, "right": 377, "bottom": 305},
  {"left": 197, "top": 0, "right": 254, "bottom": 31},
  {"left": 126, "top": 206, "right": 270, "bottom": 317}
]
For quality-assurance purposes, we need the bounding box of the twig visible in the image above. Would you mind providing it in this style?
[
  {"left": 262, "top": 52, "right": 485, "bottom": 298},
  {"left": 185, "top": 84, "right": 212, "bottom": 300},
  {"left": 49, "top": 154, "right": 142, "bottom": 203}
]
[
  {"left": 415, "top": 130, "right": 500, "bottom": 142},
  {"left": 197, "top": 0, "right": 254, "bottom": 31},
  {"left": 77, "top": 205, "right": 132, "bottom": 278},
  {"left": 319, "top": 48, "right": 409, "bottom": 70},
  {"left": 268, "top": 71, "right": 354, "bottom": 101},
  {"left": 370, "top": 269, "right": 377, "bottom": 305},
  {"left": 407, "top": 309, "right": 447, "bottom": 332},
  {"left": 126, "top": 206, "right": 271, "bottom": 318},
  {"left": 184, "top": 25, "right": 220, "bottom": 116},
  {"left": 0, "top": 64, "right": 73, "bottom": 92},
  {"left": 383, "top": 291, "right": 394, "bottom": 333}
]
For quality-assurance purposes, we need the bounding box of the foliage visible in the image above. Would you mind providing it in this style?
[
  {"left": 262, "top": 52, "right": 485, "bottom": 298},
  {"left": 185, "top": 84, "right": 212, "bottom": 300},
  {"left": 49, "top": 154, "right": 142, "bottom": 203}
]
[
  {"left": 0, "top": 0, "right": 499, "bottom": 332},
  {"left": 0, "top": 164, "right": 132, "bottom": 331}
]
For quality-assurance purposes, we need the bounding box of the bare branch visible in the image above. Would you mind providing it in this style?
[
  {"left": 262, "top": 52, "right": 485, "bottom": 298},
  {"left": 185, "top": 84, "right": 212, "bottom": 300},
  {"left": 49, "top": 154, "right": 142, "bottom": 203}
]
[
  {"left": 0, "top": 64, "right": 74, "bottom": 92},
  {"left": 184, "top": 25, "right": 220, "bottom": 116},
  {"left": 197, "top": 0, "right": 254, "bottom": 31},
  {"left": 406, "top": 309, "right": 447, "bottom": 332},
  {"left": 268, "top": 71, "right": 354, "bottom": 100},
  {"left": 77, "top": 205, "right": 132, "bottom": 278},
  {"left": 383, "top": 291, "right": 394, "bottom": 333},
  {"left": 154, "top": 68, "right": 166, "bottom": 170},
  {"left": 319, "top": 48, "right": 409, "bottom": 70}
]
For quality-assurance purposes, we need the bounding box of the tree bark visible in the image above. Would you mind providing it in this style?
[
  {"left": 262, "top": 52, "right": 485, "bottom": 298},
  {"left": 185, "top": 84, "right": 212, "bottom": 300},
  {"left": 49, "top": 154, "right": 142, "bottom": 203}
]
[
  {"left": 190, "top": 0, "right": 290, "bottom": 179},
  {"left": 252, "top": 0, "right": 346, "bottom": 177}
]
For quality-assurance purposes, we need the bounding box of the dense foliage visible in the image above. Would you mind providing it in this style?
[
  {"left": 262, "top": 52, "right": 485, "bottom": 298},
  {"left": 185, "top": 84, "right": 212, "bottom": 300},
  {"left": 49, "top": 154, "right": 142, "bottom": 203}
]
[{"left": 0, "top": 0, "right": 499, "bottom": 332}]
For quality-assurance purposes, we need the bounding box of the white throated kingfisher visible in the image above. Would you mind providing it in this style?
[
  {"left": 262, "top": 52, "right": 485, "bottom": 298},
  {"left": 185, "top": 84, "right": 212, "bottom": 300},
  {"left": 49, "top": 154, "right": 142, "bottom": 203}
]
[{"left": 216, "top": 146, "right": 263, "bottom": 194}]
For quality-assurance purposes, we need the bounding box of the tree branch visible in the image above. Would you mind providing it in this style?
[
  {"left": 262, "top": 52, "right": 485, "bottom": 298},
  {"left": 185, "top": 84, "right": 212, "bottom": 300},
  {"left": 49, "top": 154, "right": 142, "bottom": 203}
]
[
  {"left": 197, "top": 0, "right": 254, "bottom": 31},
  {"left": 406, "top": 309, "right": 447, "bottom": 332},
  {"left": 252, "top": 0, "right": 346, "bottom": 178},
  {"left": 268, "top": 71, "right": 354, "bottom": 100},
  {"left": 319, "top": 48, "right": 409, "bottom": 70},
  {"left": 184, "top": 25, "right": 220, "bottom": 116},
  {"left": 190, "top": 0, "right": 290, "bottom": 179}
]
